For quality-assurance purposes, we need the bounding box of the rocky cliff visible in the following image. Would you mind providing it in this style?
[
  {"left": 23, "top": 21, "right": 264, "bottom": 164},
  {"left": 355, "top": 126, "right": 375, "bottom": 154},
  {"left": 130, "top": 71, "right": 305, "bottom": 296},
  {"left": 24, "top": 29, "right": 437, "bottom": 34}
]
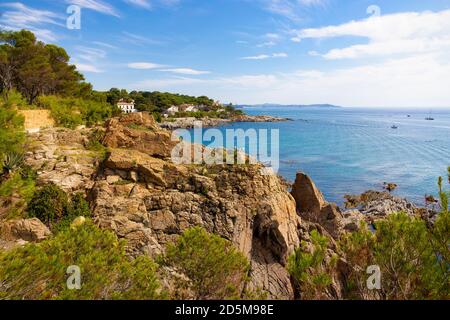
[
  {"left": 19, "top": 113, "right": 301, "bottom": 299},
  {"left": 11, "top": 112, "right": 424, "bottom": 300}
]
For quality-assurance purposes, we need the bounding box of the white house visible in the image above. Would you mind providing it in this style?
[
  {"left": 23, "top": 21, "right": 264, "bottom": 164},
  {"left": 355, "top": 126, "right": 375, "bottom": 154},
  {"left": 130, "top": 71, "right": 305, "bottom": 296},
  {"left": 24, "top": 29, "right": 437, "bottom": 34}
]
[
  {"left": 184, "top": 105, "right": 198, "bottom": 112},
  {"left": 166, "top": 106, "right": 179, "bottom": 115},
  {"left": 117, "top": 99, "right": 137, "bottom": 114}
]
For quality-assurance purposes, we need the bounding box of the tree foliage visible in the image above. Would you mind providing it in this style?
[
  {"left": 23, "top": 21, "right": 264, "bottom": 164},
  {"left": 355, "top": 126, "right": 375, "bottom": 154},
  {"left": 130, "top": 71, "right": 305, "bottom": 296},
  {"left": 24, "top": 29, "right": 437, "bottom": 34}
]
[
  {"left": 27, "top": 184, "right": 91, "bottom": 230},
  {"left": 0, "top": 30, "right": 89, "bottom": 104},
  {"left": 287, "top": 229, "right": 337, "bottom": 300},
  {"left": 162, "top": 227, "right": 250, "bottom": 300},
  {"left": 0, "top": 221, "right": 163, "bottom": 300}
]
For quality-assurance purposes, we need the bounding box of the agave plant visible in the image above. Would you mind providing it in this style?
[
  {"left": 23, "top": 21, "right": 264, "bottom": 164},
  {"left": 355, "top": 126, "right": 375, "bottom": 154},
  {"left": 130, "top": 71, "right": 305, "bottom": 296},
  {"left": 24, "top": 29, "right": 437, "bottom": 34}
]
[{"left": 1, "top": 151, "right": 24, "bottom": 178}]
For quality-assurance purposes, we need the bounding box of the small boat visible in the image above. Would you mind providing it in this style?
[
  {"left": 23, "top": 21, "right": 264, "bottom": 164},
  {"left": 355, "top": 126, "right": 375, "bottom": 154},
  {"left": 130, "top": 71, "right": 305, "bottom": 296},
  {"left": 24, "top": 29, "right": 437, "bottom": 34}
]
[
  {"left": 407, "top": 115, "right": 411, "bottom": 118},
  {"left": 391, "top": 125, "right": 398, "bottom": 129},
  {"left": 425, "top": 110, "right": 435, "bottom": 120}
]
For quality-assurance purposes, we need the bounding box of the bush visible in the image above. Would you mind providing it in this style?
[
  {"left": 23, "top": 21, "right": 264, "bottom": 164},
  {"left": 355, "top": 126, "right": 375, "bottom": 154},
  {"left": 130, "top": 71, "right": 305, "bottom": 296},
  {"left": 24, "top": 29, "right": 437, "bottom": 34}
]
[
  {"left": 27, "top": 183, "right": 69, "bottom": 225},
  {"left": 0, "top": 172, "right": 36, "bottom": 219},
  {"left": 0, "top": 98, "right": 25, "bottom": 163},
  {"left": 162, "top": 227, "right": 250, "bottom": 300},
  {"left": 27, "top": 184, "right": 93, "bottom": 230},
  {"left": 37, "top": 95, "right": 114, "bottom": 129},
  {"left": 0, "top": 221, "right": 164, "bottom": 300},
  {"left": 287, "top": 229, "right": 337, "bottom": 300},
  {"left": 340, "top": 212, "right": 449, "bottom": 300},
  {"left": 54, "top": 193, "right": 92, "bottom": 232}
]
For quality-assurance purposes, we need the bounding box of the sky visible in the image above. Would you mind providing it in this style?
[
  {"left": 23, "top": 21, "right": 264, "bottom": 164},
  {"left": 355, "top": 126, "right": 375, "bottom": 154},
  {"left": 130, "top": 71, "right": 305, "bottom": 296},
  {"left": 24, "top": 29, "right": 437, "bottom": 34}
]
[{"left": 1, "top": 0, "right": 450, "bottom": 107}]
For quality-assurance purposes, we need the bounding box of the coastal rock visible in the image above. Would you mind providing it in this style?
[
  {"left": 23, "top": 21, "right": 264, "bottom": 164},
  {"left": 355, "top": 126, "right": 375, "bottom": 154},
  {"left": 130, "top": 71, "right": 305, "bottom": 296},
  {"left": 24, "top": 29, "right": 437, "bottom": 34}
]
[
  {"left": 344, "top": 190, "right": 424, "bottom": 218},
  {"left": 92, "top": 153, "right": 301, "bottom": 298},
  {"left": 291, "top": 172, "right": 344, "bottom": 238},
  {"left": 160, "top": 117, "right": 230, "bottom": 129},
  {"left": 89, "top": 116, "right": 302, "bottom": 299},
  {"left": 1, "top": 218, "right": 51, "bottom": 243},
  {"left": 24, "top": 128, "right": 98, "bottom": 193},
  {"left": 103, "top": 112, "right": 178, "bottom": 158},
  {"left": 232, "top": 115, "right": 292, "bottom": 123},
  {"left": 291, "top": 173, "right": 326, "bottom": 213}
]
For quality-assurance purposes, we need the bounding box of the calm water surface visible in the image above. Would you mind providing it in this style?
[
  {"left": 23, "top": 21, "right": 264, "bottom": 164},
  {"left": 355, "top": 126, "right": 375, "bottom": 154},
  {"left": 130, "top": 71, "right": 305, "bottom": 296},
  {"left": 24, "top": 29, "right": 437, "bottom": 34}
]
[{"left": 189, "top": 107, "right": 450, "bottom": 206}]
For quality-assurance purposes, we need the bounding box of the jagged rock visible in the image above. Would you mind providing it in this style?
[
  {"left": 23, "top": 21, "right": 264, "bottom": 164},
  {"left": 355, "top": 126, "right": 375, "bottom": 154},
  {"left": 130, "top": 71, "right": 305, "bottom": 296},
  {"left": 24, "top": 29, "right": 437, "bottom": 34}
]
[
  {"left": 291, "top": 172, "right": 344, "bottom": 238},
  {"left": 291, "top": 172, "right": 326, "bottom": 213},
  {"left": 24, "top": 128, "right": 98, "bottom": 193},
  {"left": 1, "top": 218, "right": 51, "bottom": 242},
  {"left": 21, "top": 117, "right": 305, "bottom": 299},
  {"left": 103, "top": 112, "right": 178, "bottom": 158},
  {"left": 342, "top": 209, "right": 366, "bottom": 232},
  {"left": 344, "top": 190, "right": 425, "bottom": 218},
  {"left": 92, "top": 145, "right": 301, "bottom": 299}
]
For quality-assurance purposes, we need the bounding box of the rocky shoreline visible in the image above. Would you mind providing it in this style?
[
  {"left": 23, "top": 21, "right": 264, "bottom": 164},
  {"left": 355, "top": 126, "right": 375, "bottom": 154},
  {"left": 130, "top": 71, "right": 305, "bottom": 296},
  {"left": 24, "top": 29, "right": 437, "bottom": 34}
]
[
  {"left": 0, "top": 112, "right": 438, "bottom": 300},
  {"left": 160, "top": 114, "right": 292, "bottom": 129}
]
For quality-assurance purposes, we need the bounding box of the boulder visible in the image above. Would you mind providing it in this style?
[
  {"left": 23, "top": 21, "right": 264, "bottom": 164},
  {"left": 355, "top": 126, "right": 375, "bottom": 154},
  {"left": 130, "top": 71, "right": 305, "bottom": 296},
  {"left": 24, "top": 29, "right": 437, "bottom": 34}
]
[
  {"left": 102, "top": 112, "right": 178, "bottom": 159},
  {"left": 291, "top": 172, "right": 326, "bottom": 213},
  {"left": 92, "top": 150, "right": 301, "bottom": 299},
  {"left": 1, "top": 218, "right": 51, "bottom": 242},
  {"left": 291, "top": 172, "right": 344, "bottom": 238}
]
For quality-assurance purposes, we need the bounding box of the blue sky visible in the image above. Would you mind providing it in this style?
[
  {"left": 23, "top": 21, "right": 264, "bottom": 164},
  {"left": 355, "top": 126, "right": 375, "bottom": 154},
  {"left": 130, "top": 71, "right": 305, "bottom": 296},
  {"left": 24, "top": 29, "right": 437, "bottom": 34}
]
[{"left": 1, "top": 0, "right": 450, "bottom": 107}]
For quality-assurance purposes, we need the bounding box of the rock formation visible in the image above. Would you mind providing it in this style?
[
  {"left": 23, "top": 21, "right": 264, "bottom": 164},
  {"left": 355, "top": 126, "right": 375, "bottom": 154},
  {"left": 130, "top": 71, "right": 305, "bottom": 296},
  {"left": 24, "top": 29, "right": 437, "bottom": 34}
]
[
  {"left": 0, "top": 218, "right": 51, "bottom": 249},
  {"left": 291, "top": 172, "right": 345, "bottom": 239},
  {"left": 21, "top": 113, "right": 301, "bottom": 299}
]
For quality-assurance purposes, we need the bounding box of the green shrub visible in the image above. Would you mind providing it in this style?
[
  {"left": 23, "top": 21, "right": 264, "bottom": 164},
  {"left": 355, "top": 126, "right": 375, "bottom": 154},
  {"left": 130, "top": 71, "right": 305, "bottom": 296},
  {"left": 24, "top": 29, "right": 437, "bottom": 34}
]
[
  {"left": 0, "top": 99, "right": 25, "bottom": 164},
  {"left": 0, "top": 172, "right": 36, "bottom": 219},
  {"left": 0, "top": 221, "right": 164, "bottom": 300},
  {"left": 341, "top": 212, "right": 449, "bottom": 300},
  {"left": 162, "top": 227, "right": 250, "bottom": 300},
  {"left": 27, "top": 183, "right": 69, "bottom": 225},
  {"left": 1, "top": 151, "right": 24, "bottom": 178},
  {"left": 54, "top": 193, "right": 92, "bottom": 232},
  {"left": 37, "top": 95, "right": 114, "bottom": 129},
  {"left": 287, "top": 229, "right": 337, "bottom": 300}
]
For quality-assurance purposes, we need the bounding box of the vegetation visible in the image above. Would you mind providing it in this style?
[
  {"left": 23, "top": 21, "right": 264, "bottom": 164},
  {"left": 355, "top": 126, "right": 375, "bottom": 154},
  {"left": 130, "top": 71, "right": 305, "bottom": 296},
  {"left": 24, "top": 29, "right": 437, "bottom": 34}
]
[
  {"left": 0, "top": 30, "right": 91, "bottom": 104},
  {"left": 0, "top": 98, "right": 25, "bottom": 168},
  {"left": 287, "top": 230, "right": 337, "bottom": 300},
  {"left": 289, "top": 172, "right": 450, "bottom": 300},
  {"left": 0, "top": 221, "right": 164, "bottom": 300},
  {"left": 107, "top": 89, "right": 216, "bottom": 113},
  {"left": 161, "top": 227, "right": 250, "bottom": 300},
  {"left": 27, "top": 184, "right": 91, "bottom": 230},
  {"left": 37, "top": 95, "right": 118, "bottom": 129}
]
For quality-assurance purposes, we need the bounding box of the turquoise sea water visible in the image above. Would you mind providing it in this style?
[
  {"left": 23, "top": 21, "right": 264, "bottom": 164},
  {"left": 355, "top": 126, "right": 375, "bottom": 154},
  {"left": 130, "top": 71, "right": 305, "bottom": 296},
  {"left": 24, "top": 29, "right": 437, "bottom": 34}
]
[{"left": 188, "top": 107, "right": 450, "bottom": 206}]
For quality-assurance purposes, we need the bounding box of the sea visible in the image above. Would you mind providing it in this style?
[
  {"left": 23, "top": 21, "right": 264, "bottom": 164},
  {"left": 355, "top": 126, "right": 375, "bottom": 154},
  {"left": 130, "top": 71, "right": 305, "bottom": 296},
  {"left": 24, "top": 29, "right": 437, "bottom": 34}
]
[{"left": 187, "top": 106, "right": 450, "bottom": 206}]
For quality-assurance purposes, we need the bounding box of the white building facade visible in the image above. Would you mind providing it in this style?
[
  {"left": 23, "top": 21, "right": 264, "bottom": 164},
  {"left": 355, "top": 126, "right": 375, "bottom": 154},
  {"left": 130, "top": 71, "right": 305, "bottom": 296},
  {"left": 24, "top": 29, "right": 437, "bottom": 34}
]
[{"left": 117, "top": 99, "right": 137, "bottom": 114}]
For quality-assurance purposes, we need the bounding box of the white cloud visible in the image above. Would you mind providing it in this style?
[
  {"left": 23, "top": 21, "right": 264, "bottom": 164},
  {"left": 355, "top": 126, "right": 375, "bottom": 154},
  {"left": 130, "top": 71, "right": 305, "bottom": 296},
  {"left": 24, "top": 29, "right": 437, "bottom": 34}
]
[
  {"left": 75, "top": 63, "right": 104, "bottom": 73},
  {"left": 75, "top": 46, "right": 107, "bottom": 62},
  {"left": 124, "top": 0, "right": 152, "bottom": 9},
  {"left": 261, "top": 0, "right": 327, "bottom": 21},
  {"left": 241, "top": 52, "right": 288, "bottom": 60},
  {"left": 292, "top": 9, "right": 450, "bottom": 60},
  {"left": 64, "top": 0, "right": 119, "bottom": 17},
  {"left": 161, "top": 68, "right": 211, "bottom": 75},
  {"left": 257, "top": 41, "right": 276, "bottom": 48},
  {"left": 130, "top": 54, "right": 450, "bottom": 107},
  {"left": 0, "top": 2, "right": 62, "bottom": 41},
  {"left": 121, "top": 31, "right": 162, "bottom": 46},
  {"left": 128, "top": 62, "right": 165, "bottom": 69},
  {"left": 133, "top": 77, "right": 206, "bottom": 89}
]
